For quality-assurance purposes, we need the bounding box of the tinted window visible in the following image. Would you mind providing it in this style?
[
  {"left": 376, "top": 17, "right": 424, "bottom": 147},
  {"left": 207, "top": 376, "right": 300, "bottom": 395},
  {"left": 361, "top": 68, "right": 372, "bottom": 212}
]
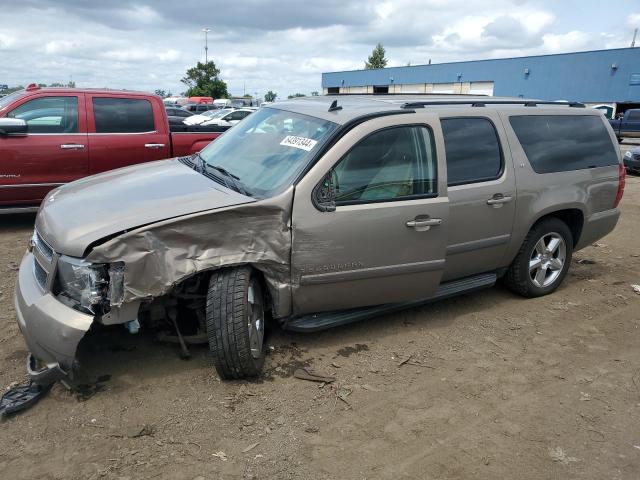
[
  {"left": 509, "top": 115, "right": 618, "bottom": 173},
  {"left": 93, "top": 97, "right": 154, "bottom": 133},
  {"left": 441, "top": 118, "right": 502, "bottom": 186},
  {"left": 8, "top": 96, "right": 78, "bottom": 134},
  {"left": 332, "top": 126, "right": 437, "bottom": 204},
  {"left": 627, "top": 110, "right": 640, "bottom": 121}
]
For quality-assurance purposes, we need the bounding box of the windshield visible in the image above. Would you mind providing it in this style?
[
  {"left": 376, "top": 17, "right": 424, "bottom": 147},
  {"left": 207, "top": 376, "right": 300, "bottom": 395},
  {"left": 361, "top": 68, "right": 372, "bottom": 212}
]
[
  {"left": 0, "top": 90, "right": 25, "bottom": 111},
  {"left": 204, "top": 109, "right": 230, "bottom": 119},
  {"left": 198, "top": 107, "right": 338, "bottom": 198}
]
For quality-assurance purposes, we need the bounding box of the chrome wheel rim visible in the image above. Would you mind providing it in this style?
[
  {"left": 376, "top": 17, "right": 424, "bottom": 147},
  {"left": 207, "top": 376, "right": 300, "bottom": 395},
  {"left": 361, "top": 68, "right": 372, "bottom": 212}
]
[
  {"left": 529, "top": 232, "right": 566, "bottom": 288},
  {"left": 247, "top": 279, "right": 265, "bottom": 359}
]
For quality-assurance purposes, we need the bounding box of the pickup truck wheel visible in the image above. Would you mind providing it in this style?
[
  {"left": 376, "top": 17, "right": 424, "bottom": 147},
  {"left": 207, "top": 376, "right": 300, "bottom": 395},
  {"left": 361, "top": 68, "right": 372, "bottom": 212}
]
[
  {"left": 205, "top": 267, "right": 266, "bottom": 379},
  {"left": 504, "top": 218, "right": 573, "bottom": 298}
]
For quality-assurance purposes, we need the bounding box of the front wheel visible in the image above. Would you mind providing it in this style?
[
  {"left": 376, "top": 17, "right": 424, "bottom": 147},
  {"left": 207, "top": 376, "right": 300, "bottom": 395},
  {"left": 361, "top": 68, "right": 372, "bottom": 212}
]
[
  {"left": 205, "top": 267, "right": 266, "bottom": 379},
  {"left": 504, "top": 218, "right": 573, "bottom": 297}
]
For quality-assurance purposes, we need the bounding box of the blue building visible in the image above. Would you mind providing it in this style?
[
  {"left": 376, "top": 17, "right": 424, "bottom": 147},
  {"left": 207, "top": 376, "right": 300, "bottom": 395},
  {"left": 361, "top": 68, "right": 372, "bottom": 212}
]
[{"left": 321, "top": 48, "right": 640, "bottom": 117}]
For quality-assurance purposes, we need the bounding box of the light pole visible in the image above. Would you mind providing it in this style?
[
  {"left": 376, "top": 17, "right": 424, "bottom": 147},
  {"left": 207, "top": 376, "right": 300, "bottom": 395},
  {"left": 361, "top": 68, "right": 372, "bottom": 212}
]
[{"left": 202, "top": 28, "right": 210, "bottom": 63}]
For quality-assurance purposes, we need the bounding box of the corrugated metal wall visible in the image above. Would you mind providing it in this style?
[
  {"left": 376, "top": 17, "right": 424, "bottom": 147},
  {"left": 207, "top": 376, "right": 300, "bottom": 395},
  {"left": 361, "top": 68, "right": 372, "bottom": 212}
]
[{"left": 321, "top": 48, "right": 640, "bottom": 102}]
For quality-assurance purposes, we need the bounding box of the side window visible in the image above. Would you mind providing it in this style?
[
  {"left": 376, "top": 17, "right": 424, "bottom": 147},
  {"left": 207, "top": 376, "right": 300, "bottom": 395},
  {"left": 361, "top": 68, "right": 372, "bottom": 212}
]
[
  {"left": 93, "top": 97, "right": 154, "bottom": 133},
  {"left": 509, "top": 115, "right": 618, "bottom": 173},
  {"left": 627, "top": 110, "right": 640, "bottom": 121},
  {"left": 8, "top": 96, "right": 78, "bottom": 134},
  {"left": 441, "top": 118, "right": 502, "bottom": 186},
  {"left": 331, "top": 126, "right": 437, "bottom": 204}
]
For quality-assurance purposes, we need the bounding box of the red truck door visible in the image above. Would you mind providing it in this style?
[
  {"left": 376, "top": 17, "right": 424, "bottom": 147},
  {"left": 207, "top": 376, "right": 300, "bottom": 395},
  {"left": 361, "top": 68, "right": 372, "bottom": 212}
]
[
  {"left": 86, "top": 94, "right": 171, "bottom": 174},
  {"left": 0, "top": 93, "right": 88, "bottom": 207}
]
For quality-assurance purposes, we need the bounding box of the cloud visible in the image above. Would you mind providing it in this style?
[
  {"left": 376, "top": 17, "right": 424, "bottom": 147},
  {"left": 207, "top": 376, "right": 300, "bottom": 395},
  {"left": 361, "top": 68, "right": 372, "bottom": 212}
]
[
  {"left": 0, "top": 33, "right": 16, "bottom": 49},
  {"left": 0, "top": 1, "right": 636, "bottom": 98}
]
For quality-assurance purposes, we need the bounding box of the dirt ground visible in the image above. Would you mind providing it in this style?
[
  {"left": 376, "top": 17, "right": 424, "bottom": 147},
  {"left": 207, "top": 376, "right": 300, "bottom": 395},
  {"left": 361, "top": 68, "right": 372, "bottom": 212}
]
[{"left": 1, "top": 143, "right": 640, "bottom": 480}]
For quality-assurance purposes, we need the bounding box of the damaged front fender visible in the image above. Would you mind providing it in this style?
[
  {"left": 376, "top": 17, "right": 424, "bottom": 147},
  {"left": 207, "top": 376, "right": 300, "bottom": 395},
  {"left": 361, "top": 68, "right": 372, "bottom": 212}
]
[{"left": 86, "top": 190, "right": 294, "bottom": 319}]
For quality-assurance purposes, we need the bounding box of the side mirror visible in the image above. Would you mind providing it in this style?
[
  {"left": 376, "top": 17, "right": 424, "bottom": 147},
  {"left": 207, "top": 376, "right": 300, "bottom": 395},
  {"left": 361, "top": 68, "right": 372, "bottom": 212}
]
[
  {"left": 0, "top": 118, "right": 27, "bottom": 136},
  {"left": 313, "top": 170, "right": 336, "bottom": 212}
]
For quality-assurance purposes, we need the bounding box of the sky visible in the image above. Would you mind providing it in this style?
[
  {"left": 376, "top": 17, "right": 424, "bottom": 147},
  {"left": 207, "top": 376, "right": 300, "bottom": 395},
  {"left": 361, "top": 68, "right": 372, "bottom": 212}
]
[{"left": 0, "top": 0, "right": 639, "bottom": 99}]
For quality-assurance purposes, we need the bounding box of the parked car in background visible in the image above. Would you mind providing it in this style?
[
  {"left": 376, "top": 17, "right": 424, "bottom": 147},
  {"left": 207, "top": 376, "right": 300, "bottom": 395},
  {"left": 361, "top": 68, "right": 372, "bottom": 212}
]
[
  {"left": 213, "top": 99, "right": 231, "bottom": 108},
  {"left": 183, "top": 103, "right": 219, "bottom": 113},
  {"left": 188, "top": 96, "right": 213, "bottom": 104},
  {"left": 623, "top": 146, "right": 640, "bottom": 173},
  {"left": 0, "top": 84, "right": 223, "bottom": 212},
  {"left": 609, "top": 109, "right": 640, "bottom": 141},
  {"left": 200, "top": 108, "right": 255, "bottom": 127},
  {"left": 13, "top": 95, "right": 623, "bottom": 385},
  {"left": 165, "top": 107, "right": 194, "bottom": 118},
  {"left": 183, "top": 108, "right": 235, "bottom": 126}
]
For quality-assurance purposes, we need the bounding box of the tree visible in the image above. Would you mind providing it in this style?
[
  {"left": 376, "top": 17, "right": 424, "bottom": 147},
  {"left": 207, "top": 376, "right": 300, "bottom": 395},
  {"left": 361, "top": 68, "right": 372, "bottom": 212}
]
[
  {"left": 180, "top": 61, "right": 228, "bottom": 99},
  {"left": 365, "top": 43, "right": 388, "bottom": 69},
  {"left": 287, "top": 93, "right": 305, "bottom": 99},
  {"left": 310, "top": 91, "right": 319, "bottom": 96},
  {"left": 154, "top": 89, "right": 167, "bottom": 98},
  {"left": 264, "top": 90, "right": 277, "bottom": 102}
]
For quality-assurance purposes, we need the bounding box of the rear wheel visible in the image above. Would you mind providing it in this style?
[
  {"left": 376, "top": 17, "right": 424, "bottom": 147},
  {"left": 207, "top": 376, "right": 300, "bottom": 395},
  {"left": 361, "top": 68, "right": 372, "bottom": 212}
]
[
  {"left": 205, "top": 267, "right": 266, "bottom": 379},
  {"left": 504, "top": 218, "right": 573, "bottom": 297}
]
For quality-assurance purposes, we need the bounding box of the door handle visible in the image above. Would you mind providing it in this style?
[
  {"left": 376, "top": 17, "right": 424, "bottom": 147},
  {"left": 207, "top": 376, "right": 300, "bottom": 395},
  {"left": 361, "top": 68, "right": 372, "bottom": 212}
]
[
  {"left": 145, "top": 143, "right": 166, "bottom": 149},
  {"left": 487, "top": 194, "right": 513, "bottom": 206},
  {"left": 60, "top": 144, "right": 85, "bottom": 150},
  {"left": 406, "top": 218, "right": 442, "bottom": 229}
]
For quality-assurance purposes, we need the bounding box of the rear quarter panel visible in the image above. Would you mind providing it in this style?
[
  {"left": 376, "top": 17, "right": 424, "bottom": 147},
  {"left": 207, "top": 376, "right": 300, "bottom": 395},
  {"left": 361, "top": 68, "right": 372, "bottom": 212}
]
[
  {"left": 170, "top": 132, "right": 221, "bottom": 156},
  {"left": 499, "top": 109, "right": 621, "bottom": 261}
]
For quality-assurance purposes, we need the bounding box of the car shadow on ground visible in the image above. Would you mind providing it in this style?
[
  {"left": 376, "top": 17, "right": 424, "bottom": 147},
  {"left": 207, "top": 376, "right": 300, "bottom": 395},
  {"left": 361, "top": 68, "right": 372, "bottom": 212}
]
[
  {"left": 74, "top": 281, "right": 528, "bottom": 391},
  {"left": 0, "top": 213, "right": 36, "bottom": 233}
]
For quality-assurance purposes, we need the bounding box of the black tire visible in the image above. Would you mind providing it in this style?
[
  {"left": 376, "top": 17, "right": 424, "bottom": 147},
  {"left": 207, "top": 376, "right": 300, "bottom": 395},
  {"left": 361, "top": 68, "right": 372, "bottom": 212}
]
[
  {"left": 205, "top": 267, "right": 266, "bottom": 379},
  {"left": 504, "top": 217, "right": 573, "bottom": 298}
]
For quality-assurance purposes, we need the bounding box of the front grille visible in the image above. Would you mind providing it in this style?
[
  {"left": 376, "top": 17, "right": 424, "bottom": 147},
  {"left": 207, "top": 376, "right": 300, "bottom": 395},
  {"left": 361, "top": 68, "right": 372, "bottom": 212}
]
[
  {"left": 33, "top": 258, "right": 48, "bottom": 289},
  {"left": 33, "top": 230, "right": 54, "bottom": 262}
]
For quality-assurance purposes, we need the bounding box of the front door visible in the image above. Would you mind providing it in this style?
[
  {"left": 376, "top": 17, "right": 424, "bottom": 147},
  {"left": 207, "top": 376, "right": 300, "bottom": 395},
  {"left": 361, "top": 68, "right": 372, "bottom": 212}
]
[
  {"left": 0, "top": 93, "right": 88, "bottom": 207},
  {"left": 439, "top": 113, "right": 516, "bottom": 281},
  {"left": 291, "top": 114, "right": 449, "bottom": 315}
]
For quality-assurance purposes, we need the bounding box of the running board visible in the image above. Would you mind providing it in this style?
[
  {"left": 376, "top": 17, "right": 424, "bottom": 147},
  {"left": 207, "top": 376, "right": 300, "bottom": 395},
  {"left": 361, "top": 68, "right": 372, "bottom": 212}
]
[{"left": 284, "top": 272, "right": 497, "bottom": 332}]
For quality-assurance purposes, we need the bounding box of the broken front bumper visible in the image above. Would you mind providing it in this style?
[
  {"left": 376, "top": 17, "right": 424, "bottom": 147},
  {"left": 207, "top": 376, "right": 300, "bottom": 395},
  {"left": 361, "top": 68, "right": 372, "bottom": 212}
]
[{"left": 14, "top": 252, "right": 94, "bottom": 382}]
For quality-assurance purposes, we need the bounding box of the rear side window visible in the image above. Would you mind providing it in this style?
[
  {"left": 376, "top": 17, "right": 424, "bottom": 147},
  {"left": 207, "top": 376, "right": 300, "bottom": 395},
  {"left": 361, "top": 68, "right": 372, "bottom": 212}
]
[
  {"left": 509, "top": 115, "right": 618, "bottom": 173},
  {"left": 8, "top": 96, "right": 78, "bottom": 134},
  {"left": 441, "top": 118, "right": 502, "bottom": 186},
  {"left": 93, "top": 97, "right": 154, "bottom": 133}
]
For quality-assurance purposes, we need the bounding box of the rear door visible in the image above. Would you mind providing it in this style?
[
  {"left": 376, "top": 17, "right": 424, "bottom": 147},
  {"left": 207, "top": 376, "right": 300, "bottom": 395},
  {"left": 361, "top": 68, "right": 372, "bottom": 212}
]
[
  {"left": 86, "top": 95, "right": 170, "bottom": 174},
  {"left": 0, "top": 93, "right": 88, "bottom": 206},
  {"left": 439, "top": 113, "right": 517, "bottom": 281},
  {"left": 291, "top": 114, "right": 448, "bottom": 314}
]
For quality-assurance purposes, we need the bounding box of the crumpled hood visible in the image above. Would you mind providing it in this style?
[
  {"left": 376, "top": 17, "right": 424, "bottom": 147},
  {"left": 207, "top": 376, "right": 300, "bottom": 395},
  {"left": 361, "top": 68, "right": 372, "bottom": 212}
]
[{"left": 36, "top": 159, "right": 253, "bottom": 257}]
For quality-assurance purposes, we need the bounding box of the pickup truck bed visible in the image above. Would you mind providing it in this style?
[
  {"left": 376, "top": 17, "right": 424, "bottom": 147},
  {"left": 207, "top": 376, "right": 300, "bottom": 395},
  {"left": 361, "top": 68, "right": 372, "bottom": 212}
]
[{"left": 0, "top": 86, "right": 225, "bottom": 212}]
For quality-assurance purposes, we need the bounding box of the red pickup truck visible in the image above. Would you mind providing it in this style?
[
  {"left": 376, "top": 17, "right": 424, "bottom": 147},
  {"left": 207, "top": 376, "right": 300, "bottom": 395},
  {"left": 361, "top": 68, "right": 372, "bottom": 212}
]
[{"left": 0, "top": 85, "right": 224, "bottom": 213}]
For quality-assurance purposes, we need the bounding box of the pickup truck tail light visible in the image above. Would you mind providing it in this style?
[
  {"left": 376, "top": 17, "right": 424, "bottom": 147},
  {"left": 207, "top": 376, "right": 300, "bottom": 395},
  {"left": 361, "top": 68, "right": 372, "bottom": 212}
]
[{"left": 613, "top": 163, "right": 625, "bottom": 208}]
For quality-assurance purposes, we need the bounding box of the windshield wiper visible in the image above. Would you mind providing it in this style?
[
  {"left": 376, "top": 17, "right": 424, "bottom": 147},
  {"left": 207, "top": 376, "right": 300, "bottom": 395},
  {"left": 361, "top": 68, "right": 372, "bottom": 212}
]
[
  {"left": 192, "top": 153, "right": 251, "bottom": 197},
  {"left": 209, "top": 165, "right": 251, "bottom": 197}
]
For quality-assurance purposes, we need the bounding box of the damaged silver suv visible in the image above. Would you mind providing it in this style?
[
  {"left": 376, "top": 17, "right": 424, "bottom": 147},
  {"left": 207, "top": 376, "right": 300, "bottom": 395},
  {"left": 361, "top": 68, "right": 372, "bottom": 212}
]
[{"left": 15, "top": 95, "right": 624, "bottom": 383}]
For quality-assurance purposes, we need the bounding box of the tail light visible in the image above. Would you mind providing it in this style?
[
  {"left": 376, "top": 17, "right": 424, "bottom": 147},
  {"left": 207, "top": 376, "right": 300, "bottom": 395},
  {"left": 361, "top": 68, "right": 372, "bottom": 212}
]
[{"left": 613, "top": 163, "right": 625, "bottom": 208}]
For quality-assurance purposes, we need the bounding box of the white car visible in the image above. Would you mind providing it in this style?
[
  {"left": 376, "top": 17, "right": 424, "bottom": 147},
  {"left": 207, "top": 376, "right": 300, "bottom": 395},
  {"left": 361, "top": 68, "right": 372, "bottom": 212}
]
[
  {"left": 182, "top": 108, "right": 235, "bottom": 126},
  {"left": 200, "top": 108, "right": 254, "bottom": 127}
]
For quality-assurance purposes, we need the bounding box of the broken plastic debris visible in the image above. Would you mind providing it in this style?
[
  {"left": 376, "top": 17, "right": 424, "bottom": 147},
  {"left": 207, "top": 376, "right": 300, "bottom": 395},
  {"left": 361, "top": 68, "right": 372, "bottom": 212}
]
[
  {"left": 0, "top": 381, "right": 52, "bottom": 417},
  {"left": 212, "top": 451, "right": 228, "bottom": 461},
  {"left": 293, "top": 368, "right": 336, "bottom": 383}
]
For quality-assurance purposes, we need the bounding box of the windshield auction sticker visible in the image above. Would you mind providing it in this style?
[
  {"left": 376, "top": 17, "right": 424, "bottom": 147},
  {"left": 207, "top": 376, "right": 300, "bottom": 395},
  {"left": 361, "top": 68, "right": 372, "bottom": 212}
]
[{"left": 280, "top": 135, "right": 318, "bottom": 151}]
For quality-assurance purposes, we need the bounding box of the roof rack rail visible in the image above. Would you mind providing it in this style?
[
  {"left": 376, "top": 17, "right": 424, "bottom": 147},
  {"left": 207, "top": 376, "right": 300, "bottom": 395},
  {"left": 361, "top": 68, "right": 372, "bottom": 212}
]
[{"left": 400, "top": 100, "right": 585, "bottom": 109}]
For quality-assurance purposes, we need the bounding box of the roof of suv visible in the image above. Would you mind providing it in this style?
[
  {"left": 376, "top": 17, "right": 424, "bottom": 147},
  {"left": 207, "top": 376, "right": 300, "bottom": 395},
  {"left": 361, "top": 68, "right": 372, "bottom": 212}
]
[{"left": 268, "top": 94, "right": 590, "bottom": 124}]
